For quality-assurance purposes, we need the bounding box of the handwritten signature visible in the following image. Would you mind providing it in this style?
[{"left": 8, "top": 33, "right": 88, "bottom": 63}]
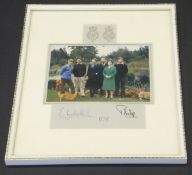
[
  {"left": 57, "top": 107, "right": 109, "bottom": 122},
  {"left": 116, "top": 105, "right": 137, "bottom": 118},
  {"left": 58, "top": 107, "right": 93, "bottom": 118},
  {"left": 57, "top": 105, "right": 137, "bottom": 121}
]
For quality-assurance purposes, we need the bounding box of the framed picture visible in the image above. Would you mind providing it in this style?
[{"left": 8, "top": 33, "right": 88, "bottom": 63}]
[{"left": 5, "top": 4, "right": 187, "bottom": 165}]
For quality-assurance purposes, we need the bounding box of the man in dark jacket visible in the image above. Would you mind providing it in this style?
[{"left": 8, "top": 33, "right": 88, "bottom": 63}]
[
  {"left": 114, "top": 57, "right": 128, "bottom": 97},
  {"left": 73, "top": 58, "right": 87, "bottom": 96},
  {"left": 86, "top": 58, "right": 100, "bottom": 97}
]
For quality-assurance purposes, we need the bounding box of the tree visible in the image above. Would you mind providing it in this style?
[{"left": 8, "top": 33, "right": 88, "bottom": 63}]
[
  {"left": 106, "top": 46, "right": 149, "bottom": 63},
  {"left": 50, "top": 48, "right": 69, "bottom": 66},
  {"left": 138, "top": 46, "right": 149, "bottom": 58},
  {"left": 69, "top": 46, "right": 98, "bottom": 63}
]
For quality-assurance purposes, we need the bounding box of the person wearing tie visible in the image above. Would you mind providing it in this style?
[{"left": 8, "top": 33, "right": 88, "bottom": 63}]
[
  {"left": 114, "top": 57, "right": 128, "bottom": 97},
  {"left": 86, "top": 58, "right": 100, "bottom": 97}
]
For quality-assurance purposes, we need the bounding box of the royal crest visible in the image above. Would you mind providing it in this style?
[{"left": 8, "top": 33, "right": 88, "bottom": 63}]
[
  {"left": 103, "top": 26, "right": 115, "bottom": 42},
  {"left": 86, "top": 26, "right": 99, "bottom": 42}
]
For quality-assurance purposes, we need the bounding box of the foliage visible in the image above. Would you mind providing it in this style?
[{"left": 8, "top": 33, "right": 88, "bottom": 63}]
[
  {"left": 107, "top": 46, "right": 149, "bottom": 63},
  {"left": 50, "top": 48, "right": 69, "bottom": 66},
  {"left": 50, "top": 46, "right": 149, "bottom": 67},
  {"left": 69, "top": 46, "right": 98, "bottom": 63}
]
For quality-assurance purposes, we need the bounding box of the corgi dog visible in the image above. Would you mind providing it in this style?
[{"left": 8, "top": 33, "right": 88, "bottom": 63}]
[
  {"left": 55, "top": 80, "right": 64, "bottom": 101},
  {"left": 138, "top": 90, "right": 150, "bottom": 100},
  {"left": 125, "top": 89, "right": 135, "bottom": 97},
  {"left": 125, "top": 87, "right": 141, "bottom": 98},
  {"left": 55, "top": 79, "right": 62, "bottom": 91},
  {"left": 132, "top": 87, "right": 150, "bottom": 100},
  {"left": 55, "top": 79, "right": 77, "bottom": 101},
  {"left": 125, "top": 87, "right": 150, "bottom": 100},
  {"left": 63, "top": 92, "right": 77, "bottom": 101}
]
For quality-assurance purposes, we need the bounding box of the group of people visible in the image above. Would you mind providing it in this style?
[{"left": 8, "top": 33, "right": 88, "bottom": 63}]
[{"left": 59, "top": 57, "right": 128, "bottom": 99}]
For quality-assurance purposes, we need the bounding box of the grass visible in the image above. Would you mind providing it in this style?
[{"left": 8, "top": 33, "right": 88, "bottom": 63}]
[
  {"left": 128, "top": 58, "right": 149, "bottom": 74},
  {"left": 46, "top": 89, "right": 150, "bottom": 103}
]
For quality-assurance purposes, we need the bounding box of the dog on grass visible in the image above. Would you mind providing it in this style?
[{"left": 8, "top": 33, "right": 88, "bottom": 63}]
[
  {"left": 55, "top": 80, "right": 77, "bottom": 101},
  {"left": 138, "top": 91, "right": 150, "bottom": 100},
  {"left": 125, "top": 87, "right": 150, "bottom": 100}
]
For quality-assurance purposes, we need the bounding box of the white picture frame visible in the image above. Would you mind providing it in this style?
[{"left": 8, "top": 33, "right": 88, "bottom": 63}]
[{"left": 5, "top": 4, "right": 187, "bottom": 165}]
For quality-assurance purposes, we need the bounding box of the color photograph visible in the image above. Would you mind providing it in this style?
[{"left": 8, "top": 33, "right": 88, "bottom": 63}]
[{"left": 46, "top": 44, "right": 151, "bottom": 102}]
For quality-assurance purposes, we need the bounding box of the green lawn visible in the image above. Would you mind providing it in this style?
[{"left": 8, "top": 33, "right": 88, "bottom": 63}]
[
  {"left": 46, "top": 89, "right": 149, "bottom": 102},
  {"left": 128, "top": 58, "right": 149, "bottom": 75}
]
